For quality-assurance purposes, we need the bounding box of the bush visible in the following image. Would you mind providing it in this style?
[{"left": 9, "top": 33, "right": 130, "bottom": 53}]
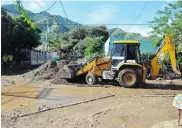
[
  {"left": 84, "top": 37, "right": 105, "bottom": 59},
  {"left": 2, "top": 55, "right": 14, "bottom": 63}
]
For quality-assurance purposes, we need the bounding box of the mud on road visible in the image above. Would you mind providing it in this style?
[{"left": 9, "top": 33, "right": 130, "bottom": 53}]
[
  {"left": 1, "top": 75, "right": 182, "bottom": 128},
  {"left": 2, "top": 95, "right": 181, "bottom": 128}
]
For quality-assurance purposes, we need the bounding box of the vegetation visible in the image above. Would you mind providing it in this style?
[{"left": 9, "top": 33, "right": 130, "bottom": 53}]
[
  {"left": 13, "top": 0, "right": 36, "bottom": 29},
  {"left": 2, "top": 1, "right": 182, "bottom": 64},
  {"left": 149, "top": 0, "right": 182, "bottom": 65},
  {"left": 84, "top": 37, "right": 105, "bottom": 59},
  {"left": 141, "top": 52, "right": 153, "bottom": 60},
  {"left": 1, "top": 9, "right": 41, "bottom": 65},
  {"left": 2, "top": 4, "right": 79, "bottom": 42},
  {"left": 49, "top": 26, "right": 109, "bottom": 59}
]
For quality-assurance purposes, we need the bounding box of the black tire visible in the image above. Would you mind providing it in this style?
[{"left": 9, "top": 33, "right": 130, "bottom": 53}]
[
  {"left": 85, "top": 73, "right": 98, "bottom": 85},
  {"left": 118, "top": 68, "right": 139, "bottom": 88}
]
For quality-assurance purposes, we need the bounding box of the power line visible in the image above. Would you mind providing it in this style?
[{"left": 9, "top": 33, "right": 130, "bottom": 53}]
[
  {"left": 33, "top": 0, "right": 40, "bottom": 5},
  {"left": 2, "top": 1, "right": 57, "bottom": 15},
  {"left": 127, "top": 0, "right": 149, "bottom": 32},
  {"left": 34, "top": 23, "right": 153, "bottom": 25},
  {"left": 132, "top": 1, "right": 149, "bottom": 25},
  {"left": 32, "top": 0, "right": 57, "bottom": 13},
  {"left": 1, "top": 22, "right": 175, "bottom": 26},
  {"left": 43, "top": 1, "right": 57, "bottom": 12},
  {"left": 59, "top": 0, "right": 69, "bottom": 21},
  {"left": 58, "top": 0, "right": 74, "bottom": 29}
]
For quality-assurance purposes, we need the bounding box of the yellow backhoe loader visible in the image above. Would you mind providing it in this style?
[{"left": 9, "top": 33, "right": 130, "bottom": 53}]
[{"left": 61, "top": 34, "right": 181, "bottom": 88}]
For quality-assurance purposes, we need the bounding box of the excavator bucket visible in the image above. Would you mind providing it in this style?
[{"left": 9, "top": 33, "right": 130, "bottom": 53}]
[{"left": 61, "top": 65, "right": 78, "bottom": 79}]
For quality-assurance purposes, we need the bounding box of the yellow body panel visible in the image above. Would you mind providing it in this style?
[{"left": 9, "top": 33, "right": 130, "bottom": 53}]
[
  {"left": 114, "top": 40, "right": 141, "bottom": 44},
  {"left": 150, "top": 34, "right": 181, "bottom": 79},
  {"left": 116, "top": 63, "right": 143, "bottom": 71},
  {"left": 76, "top": 57, "right": 112, "bottom": 76}
]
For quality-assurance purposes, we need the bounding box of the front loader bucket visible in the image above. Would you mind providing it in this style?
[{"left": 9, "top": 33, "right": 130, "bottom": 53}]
[{"left": 61, "top": 65, "right": 77, "bottom": 79}]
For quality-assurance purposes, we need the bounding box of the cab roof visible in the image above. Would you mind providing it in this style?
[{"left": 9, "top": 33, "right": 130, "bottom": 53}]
[{"left": 114, "top": 40, "right": 141, "bottom": 44}]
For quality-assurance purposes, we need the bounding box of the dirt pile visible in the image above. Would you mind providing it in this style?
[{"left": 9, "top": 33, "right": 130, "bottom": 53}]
[
  {"left": 51, "top": 67, "right": 71, "bottom": 84},
  {"left": 51, "top": 61, "right": 85, "bottom": 85},
  {"left": 20, "top": 60, "right": 74, "bottom": 84}
]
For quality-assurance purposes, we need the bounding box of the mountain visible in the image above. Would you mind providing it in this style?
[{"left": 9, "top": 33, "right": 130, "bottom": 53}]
[
  {"left": 1, "top": 4, "right": 80, "bottom": 42},
  {"left": 108, "top": 28, "right": 149, "bottom": 40},
  {"left": 109, "top": 28, "right": 126, "bottom": 37},
  {"left": 108, "top": 28, "right": 156, "bottom": 53},
  {"left": 2, "top": 4, "right": 156, "bottom": 53},
  {"left": 1, "top": 4, "right": 34, "bottom": 17}
]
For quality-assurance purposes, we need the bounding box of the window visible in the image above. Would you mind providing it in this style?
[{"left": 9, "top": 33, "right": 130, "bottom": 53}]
[
  {"left": 127, "top": 46, "right": 136, "bottom": 60},
  {"left": 112, "top": 44, "right": 125, "bottom": 57},
  {"left": 136, "top": 46, "right": 141, "bottom": 63}
]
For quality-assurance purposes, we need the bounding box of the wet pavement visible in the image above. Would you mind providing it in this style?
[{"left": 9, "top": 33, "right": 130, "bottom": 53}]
[
  {"left": 1, "top": 76, "right": 182, "bottom": 128},
  {"left": 1, "top": 76, "right": 182, "bottom": 113}
]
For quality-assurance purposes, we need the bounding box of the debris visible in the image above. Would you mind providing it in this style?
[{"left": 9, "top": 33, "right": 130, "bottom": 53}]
[
  {"left": 20, "top": 60, "right": 72, "bottom": 84},
  {"left": 19, "top": 59, "right": 88, "bottom": 85},
  {"left": 1, "top": 79, "right": 16, "bottom": 86},
  {"left": 20, "top": 60, "right": 58, "bottom": 82}
]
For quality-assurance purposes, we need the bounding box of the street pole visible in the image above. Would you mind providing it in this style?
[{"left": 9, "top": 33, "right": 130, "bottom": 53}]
[{"left": 46, "top": 19, "right": 49, "bottom": 51}]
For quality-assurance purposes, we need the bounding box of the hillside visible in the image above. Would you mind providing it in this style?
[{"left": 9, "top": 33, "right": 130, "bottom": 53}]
[
  {"left": 108, "top": 28, "right": 149, "bottom": 40},
  {"left": 2, "top": 4, "right": 155, "bottom": 52},
  {"left": 1, "top": 4, "right": 80, "bottom": 42},
  {"left": 108, "top": 28, "right": 156, "bottom": 53}
]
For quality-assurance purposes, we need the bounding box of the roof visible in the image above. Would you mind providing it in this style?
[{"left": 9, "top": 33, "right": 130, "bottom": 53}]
[{"left": 114, "top": 40, "right": 141, "bottom": 44}]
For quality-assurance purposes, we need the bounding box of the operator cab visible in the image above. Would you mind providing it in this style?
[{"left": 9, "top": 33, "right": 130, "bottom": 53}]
[{"left": 111, "top": 40, "right": 141, "bottom": 70}]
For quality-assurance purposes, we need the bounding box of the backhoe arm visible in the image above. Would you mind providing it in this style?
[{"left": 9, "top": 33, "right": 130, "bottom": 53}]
[{"left": 150, "top": 34, "right": 181, "bottom": 79}]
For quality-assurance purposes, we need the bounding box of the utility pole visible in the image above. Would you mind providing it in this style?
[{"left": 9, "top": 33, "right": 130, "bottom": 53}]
[{"left": 45, "top": 19, "right": 49, "bottom": 51}]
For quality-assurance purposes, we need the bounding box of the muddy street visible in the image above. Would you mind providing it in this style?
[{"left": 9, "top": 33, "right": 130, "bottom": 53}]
[{"left": 1, "top": 76, "right": 182, "bottom": 128}]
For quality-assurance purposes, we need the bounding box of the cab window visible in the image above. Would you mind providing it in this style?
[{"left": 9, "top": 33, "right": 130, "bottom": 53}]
[
  {"left": 126, "top": 46, "right": 136, "bottom": 60},
  {"left": 112, "top": 44, "right": 125, "bottom": 57}
]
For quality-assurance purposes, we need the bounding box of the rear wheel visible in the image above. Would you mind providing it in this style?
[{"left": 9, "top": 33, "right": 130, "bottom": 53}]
[
  {"left": 118, "top": 68, "right": 139, "bottom": 88},
  {"left": 85, "top": 73, "right": 98, "bottom": 85}
]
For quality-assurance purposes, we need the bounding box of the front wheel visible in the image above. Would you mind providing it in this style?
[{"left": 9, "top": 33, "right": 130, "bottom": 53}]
[
  {"left": 85, "top": 73, "right": 98, "bottom": 85},
  {"left": 118, "top": 68, "right": 139, "bottom": 88}
]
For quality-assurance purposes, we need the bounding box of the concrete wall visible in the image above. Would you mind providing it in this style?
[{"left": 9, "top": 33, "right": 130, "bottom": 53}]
[{"left": 31, "top": 51, "right": 57, "bottom": 65}]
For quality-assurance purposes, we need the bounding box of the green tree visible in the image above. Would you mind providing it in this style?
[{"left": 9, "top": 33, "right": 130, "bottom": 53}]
[
  {"left": 49, "top": 26, "right": 109, "bottom": 57},
  {"left": 49, "top": 36, "right": 62, "bottom": 51},
  {"left": 84, "top": 37, "right": 105, "bottom": 59},
  {"left": 71, "top": 27, "right": 87, "bottom": 39},
  {"left": 1, "top": 9, "right": 14, "bottom": 57},
  {"left": 13, "top": 16, "right": 41, "bottom": 50},
  {"left": 13, "top": 0, "right": 36, "bottom": 29},
  {"left": 87, "top": 26, "right": 109, "bottom": 41},
  {"left": 73, "top": 39, "right": 86, "bottom": 55},
  {"left": 149, "top": 0, "right": 182, "bottom": 65},
  {"left": 1, "top": 9, "right": 41, "bottom": 65}
]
